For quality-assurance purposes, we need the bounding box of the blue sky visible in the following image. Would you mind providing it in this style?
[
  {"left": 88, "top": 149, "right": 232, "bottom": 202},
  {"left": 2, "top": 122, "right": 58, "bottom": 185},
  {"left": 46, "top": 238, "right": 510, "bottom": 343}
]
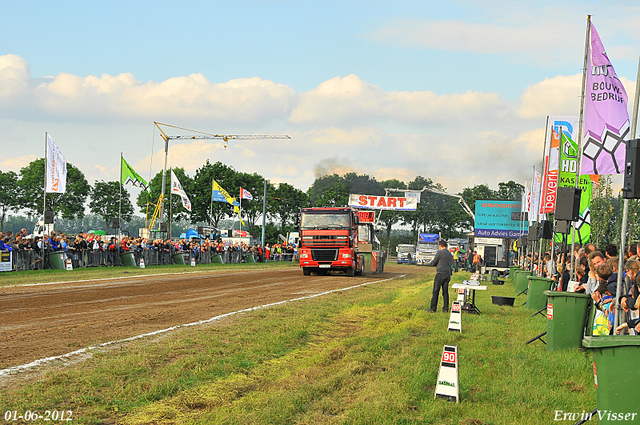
[{"left": 1, "top": 0, "right": 639, "bottom": 198}]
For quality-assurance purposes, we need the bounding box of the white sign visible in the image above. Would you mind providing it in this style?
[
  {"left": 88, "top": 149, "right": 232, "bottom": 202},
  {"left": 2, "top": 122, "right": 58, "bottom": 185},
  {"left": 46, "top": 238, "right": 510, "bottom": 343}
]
[
  {"left": 435, "top": 345, "right": 459, "bottom": 402},
  {"left": 457, "top": 288, "right": 466, "bottom": 303},
  {"left": 191, "top": 256, "right": 196, "bottom": 267},
  {"left": 475, "top": 237, "right": 502, "bottom": 245},
  {"left": 349, "top": 194, "right": 418, "bottom": 211},
  {"left": 65, "top": 258, "right": 73, "bottom": 271},
  {"left": 140, "top": 258, "right": 145, "bottom": 269},
  {"left": 0, "top": 252, "right": 12, "bottom": 272},
  {"left": 405, "top": 191, "right": 421, "bottom": 202},
  {"left": 448, "top": 301, "right": 462, "bottom": 332}
]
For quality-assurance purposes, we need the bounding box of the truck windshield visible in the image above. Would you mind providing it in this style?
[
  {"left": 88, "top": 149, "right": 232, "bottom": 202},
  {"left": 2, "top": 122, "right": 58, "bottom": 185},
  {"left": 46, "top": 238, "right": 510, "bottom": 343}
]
[
  {"left": 397, "top": 246, "right": 415, "bottom": 253},
  {"left": 300, "top": 213, "right": 350, "bottom": 229},
  {"left": 418, "top": 242, "right": 438, "bottom": 249},
  {"left": 358, "top": 225, "right": 371, "bottom": 243}
]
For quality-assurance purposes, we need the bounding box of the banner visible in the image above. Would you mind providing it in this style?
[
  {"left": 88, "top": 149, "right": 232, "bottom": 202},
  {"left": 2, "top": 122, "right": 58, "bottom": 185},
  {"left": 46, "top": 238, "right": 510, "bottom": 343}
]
[
  {"left": 121, "top": 156, "right": 149, "bottom": 191},
  {"left": 530, "top": 171, "right": 542, "bottom": 223},
  {"left": 212, "top": 179, "right": 239, "bottom": 206},
  {"left": 45, "top": 134, "right": 67, "bottom": 194},
  {"left": 557, "top": 131, "right": 592, "bottom": 244},
  {"left": 240, "top": 188, "right": 253, "bottom": 200},
  {"left": 581, "top": 23, "right": 630, "bottom": 175},
  {"left": 170, "top": 170, "right": 191, "bottom": 212},
  {"left": 0, "top": 251, "right": 11, "bottom": 272},
  {"left": 474, "top": 200, "right": 526, "bottom": 238},
  {"left": 349, "top": 194, "right": 418, "bottom": 211},
  {"left": 539, "top": 117, "right": 560, "bottom": 214}
]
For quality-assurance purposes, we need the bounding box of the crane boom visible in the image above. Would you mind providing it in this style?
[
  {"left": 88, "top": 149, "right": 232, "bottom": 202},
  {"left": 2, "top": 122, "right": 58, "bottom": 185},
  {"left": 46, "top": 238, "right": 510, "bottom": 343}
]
[
  {"left": 150, "top": 121, "right": 291, "bottom": 232},
  {"left": 383, "top": 186, "right": 475, "bottom": 220}
]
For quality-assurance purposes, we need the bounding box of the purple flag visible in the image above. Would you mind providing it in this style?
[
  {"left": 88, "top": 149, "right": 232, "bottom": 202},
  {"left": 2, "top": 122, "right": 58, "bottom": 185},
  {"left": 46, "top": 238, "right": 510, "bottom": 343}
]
[{"left": 581, "top": 23, "right": 630, "bottom": 175}]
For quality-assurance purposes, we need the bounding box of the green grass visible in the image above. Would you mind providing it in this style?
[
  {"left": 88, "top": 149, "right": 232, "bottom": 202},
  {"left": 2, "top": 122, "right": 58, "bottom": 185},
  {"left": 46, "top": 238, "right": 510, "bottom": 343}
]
[{"left": 0, "top": 270, "right": 596, "bottom": 425}]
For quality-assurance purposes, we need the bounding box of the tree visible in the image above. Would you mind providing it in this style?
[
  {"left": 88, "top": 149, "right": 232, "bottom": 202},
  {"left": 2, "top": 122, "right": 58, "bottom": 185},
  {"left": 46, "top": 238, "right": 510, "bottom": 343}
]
[
  {"left": 497, "top": 181, "right": 525, "bottom": 201},
  {"left": 89, "top": 181, "right": 135, "bottom": 233},
  {"left": 590, "top": 176, "right": 618, "bottom": 247},
  {"left": 378, "top": 179, "right": 406, "bottom": 241},
  {"left": 18, "top": 158, "right": 90, "bottom": 220},
  {"left": 235, "top": 171, "right": 267, "bottom": 234},
  {"left": 0, "top": 170, "right": 21, "bottom": 232},
  {"left": 269, "top": 182, "right": 309, "bottom": 231},
  {"left": 136, "top": 167, "right": 194, "bottom": 227},
  {"left": 191, "top": 160, "right": 238, "bottom": 227}
]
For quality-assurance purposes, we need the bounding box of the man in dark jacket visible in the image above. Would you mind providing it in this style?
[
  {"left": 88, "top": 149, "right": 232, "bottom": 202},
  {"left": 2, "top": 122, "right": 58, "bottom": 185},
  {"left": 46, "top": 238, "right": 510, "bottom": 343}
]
[{"left": 427, "top": 240, "right": 454, "bottom": 312}]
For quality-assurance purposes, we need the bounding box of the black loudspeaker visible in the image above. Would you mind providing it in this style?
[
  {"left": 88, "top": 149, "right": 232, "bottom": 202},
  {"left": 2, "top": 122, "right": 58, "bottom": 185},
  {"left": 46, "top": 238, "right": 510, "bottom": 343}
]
[
  {"left": 555, "top": 220, "right": 571, "bottom": 234},
  {"left": 624, "top": 139, "right": 640, "bottom": 199},
  {"left": 529, "top": 224, "right": 539, "bottom": 241},
  {"left": 44, "top": 210, "right": 54, "bottom": 224},
  {"left": 159, "top": 222, "right": 167, "bottom": 232},
  {"left": 555, "top": 187, "right": 582, "bottom": 221},
  {"left": 111, "top": 218, "right": 120, "bottom": 229},
  {"left": 516, "top": 236, "right": 528, "bottom": 249},
  {"left": 227, "top": 229, "right": 233, "bottom": 237},
  {"left": 540, "top": 220, "right": 553, "bottom": 239}
]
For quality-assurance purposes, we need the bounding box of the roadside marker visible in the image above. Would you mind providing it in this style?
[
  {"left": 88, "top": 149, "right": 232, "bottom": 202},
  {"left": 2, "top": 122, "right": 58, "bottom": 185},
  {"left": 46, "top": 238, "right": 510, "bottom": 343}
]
[
  {"left": 139, "top": 258, "right": 145, "bottom": 269},
  {"left": 456, "top": 288, "right": 466, "bottom": 303},
  {"left": 435, "top": 345, "right": 459, "bottom": 402},
  {"left": 191, "top": 257, "right": 196, "bottom": 267},
  {"left": 65, "top": 258, "right": 73, "bottom": 271},
  {"left": 448, "top": 301, "right": 462, "bottom": 332}
]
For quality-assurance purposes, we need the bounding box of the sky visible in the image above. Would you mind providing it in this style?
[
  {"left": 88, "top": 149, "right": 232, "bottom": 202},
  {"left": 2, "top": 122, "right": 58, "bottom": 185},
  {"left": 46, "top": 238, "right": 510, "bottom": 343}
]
[{"left": 2, "top": 0, "right": 640, "bottom": 201}]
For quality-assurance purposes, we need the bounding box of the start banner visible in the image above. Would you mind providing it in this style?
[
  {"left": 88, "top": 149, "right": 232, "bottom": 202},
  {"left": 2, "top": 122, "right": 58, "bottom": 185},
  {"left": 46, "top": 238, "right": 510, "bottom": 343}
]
[{"left": 349, "top": 194, "right": 418, "bottom": 211}]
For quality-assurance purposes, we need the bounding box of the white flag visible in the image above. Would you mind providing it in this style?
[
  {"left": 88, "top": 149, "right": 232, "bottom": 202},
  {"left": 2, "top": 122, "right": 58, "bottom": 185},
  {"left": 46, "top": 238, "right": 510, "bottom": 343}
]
[
  {"left": 45, "top": 134, "right": 67, "bottom": 194},
  {"left": 171, "top": 170, "right": 191, "bottom": 212}
]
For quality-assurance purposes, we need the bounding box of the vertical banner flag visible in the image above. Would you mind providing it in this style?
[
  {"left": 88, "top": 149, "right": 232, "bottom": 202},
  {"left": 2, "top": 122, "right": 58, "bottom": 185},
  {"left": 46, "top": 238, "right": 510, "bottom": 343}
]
[
  {"left": 530, "top": 171, "right": 542, "bottom": 223},
  {"left": 557, "top": 126, "right": 592, "bottom": 244},
  {"left": 521, "top": 180, "right": 530, "bottom": 215},
  {"left": 581, "top": 23, "right": 630, "bottom": 175},
  {"left": 45, "top": 134, "right": 67, "bottom": 193},
  {"left": 540, "top": 117, "right": 561, "bottom": 214},
  {"left": 121, "top": 156, "right": 149, "bottom": 191},
  {"left": 240, "top": 188, "right": 253, "bottom": 200},
  {"left": 170, "top": 170, "right": 191, "bottom": 212}
]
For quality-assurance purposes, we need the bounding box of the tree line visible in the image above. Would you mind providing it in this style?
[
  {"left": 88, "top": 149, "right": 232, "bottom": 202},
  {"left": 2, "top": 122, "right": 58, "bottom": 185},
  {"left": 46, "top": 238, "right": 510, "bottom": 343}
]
[{"left": 2, "top": 157, "right": 531, "bottom": 241}]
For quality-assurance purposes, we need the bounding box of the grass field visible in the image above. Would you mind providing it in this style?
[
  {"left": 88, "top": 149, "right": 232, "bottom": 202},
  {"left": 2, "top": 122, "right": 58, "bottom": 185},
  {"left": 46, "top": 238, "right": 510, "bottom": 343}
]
[{"left": 0, "top": 266, "right": 596, "bottom": 425}]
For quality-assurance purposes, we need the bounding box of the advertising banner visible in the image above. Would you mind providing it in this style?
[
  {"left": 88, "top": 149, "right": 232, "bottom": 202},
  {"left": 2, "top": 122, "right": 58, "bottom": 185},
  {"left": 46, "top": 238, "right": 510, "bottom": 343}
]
[
  {"left": 0, "top": 251, "right": 12, "bottom": 272},
  {"left": 474, "top": 200, "right": 526, "bottom": 238},
  {"left": 349, "top": 194, "right": 418, "bottom": 211}
]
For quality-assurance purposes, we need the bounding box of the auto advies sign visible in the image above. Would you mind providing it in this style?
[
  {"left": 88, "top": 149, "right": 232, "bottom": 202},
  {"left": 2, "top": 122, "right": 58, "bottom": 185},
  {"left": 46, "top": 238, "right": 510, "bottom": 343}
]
[{"left": 474, "top": 200, "right": 527, "bottom": 238}]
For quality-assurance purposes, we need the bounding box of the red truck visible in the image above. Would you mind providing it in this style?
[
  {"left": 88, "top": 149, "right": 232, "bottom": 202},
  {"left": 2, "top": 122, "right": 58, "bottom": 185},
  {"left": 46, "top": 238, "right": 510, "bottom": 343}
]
[{"left": 297, "top": 207, "right": 365, "bottom": 276}]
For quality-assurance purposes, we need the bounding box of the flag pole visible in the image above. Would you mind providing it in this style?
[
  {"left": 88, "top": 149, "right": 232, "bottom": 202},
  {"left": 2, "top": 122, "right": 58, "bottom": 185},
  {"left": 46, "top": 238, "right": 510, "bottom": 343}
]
[
  {"left": 169, "top": 168, "right": 172, "bottom": 241},
  {"left": 571, "top": 15, "right": 591, "bottom": 281},
  {"left": 119, "top": 152, "right": 122, "bottom": 241},
  {"left": 42, "top": 132, "right": 47, "bottom": 268},
  {"left": 261, "top": 179, "right": 267, "bottom": 246},
  {"left": 614, "top": 53, "right": 640, "bottom": 329}
]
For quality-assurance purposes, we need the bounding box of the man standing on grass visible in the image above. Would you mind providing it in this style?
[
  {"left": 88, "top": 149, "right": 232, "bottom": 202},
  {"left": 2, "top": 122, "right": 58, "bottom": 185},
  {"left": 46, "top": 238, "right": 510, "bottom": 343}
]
[{"left": 427, "top": 240, "right": 453, "bottom": 313}]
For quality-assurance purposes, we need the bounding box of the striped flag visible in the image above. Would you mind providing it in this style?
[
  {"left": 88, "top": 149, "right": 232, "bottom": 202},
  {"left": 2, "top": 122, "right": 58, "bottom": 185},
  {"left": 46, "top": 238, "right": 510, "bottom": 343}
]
[{"left": 240, "top": 188, "right": 253, "bottom": 200}]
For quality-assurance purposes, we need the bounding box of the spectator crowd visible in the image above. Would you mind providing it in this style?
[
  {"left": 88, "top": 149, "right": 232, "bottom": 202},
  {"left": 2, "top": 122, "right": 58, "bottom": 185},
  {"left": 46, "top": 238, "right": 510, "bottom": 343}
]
[{"left": 0, "top": 228, "right": 297, "bottom": 272}]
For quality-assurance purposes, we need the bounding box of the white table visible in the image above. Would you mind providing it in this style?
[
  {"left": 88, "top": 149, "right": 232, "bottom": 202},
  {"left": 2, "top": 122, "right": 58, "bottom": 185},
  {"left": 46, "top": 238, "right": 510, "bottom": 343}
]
[{"left": 452, "top": 283, "right": 487, "bottom": 314}]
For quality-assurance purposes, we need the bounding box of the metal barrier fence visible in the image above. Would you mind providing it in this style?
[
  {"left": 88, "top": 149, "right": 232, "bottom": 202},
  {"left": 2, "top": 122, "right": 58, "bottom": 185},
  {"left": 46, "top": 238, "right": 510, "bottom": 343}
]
[{"left": 6, "top": 246, "right": 295, "bottom": 272}]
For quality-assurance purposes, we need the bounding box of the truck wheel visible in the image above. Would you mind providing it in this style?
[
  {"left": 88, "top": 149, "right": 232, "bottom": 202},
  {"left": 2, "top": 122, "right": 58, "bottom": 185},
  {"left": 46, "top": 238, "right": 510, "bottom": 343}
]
[
  {"left": 303, "top": 268, "right": 311, "bottom": 276},
  {"left": 346, "top": 267, "right": 355, "bottom": 277}
]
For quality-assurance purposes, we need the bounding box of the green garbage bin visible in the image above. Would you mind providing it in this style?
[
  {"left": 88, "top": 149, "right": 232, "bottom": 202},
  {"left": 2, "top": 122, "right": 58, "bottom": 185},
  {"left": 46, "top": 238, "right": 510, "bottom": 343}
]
[
  {"left": 48, "top": 251, "right": 66, "bottom": 270},
  {"left": 172, "top": 253, "right": 185, "bottom": 265},
  {"left": 544, "top": 290, "right": 591, "bottom": 351},
  {"left": 212, "top": 254, "right": 223, "bottom": 264},
  {"left": 246, "top": 254, "right": 256, "bottom": 263},
  {"left": 582, "top": 336, "right": 640, "bottom": 423},
  {"left": 513, "top": 270, "right": 531, "bottom": 295},
  {"left": 120, "top": 251, "right": 136, "bottom": 267},
  {"left": 526, "top": 276, "right": 553, "bottom": 310}
]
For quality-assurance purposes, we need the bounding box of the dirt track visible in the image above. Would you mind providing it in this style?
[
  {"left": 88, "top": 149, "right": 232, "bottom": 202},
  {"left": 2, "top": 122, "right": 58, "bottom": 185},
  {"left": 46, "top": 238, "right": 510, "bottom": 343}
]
[{"left": 0, "top": 263, "right": 422, "bottom": 371}]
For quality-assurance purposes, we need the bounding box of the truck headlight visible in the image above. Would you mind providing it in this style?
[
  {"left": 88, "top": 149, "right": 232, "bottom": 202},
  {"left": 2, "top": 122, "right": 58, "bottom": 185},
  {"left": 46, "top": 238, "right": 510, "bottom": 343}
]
[
  {"left": 300, "top": 253, "right": 308, "bottom": 258},
  {"left": 342, "top": 253, "right": 351, "bottom": 258}
]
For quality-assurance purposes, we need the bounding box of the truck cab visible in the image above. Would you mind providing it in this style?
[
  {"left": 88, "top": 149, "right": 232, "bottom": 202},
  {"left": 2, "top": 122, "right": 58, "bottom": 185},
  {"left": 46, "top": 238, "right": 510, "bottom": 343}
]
[
  {"left": 396, "top": 244, "right": 416, "bottom": 265},
  {"left": 415, "top": 233, "right": 439, "bottom": 265}
]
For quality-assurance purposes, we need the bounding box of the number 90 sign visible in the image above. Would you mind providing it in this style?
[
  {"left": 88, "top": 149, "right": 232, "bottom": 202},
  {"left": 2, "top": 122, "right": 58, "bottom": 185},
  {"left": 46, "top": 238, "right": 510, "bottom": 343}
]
[{"left": 442, "top": 351, "right": 456, "bottom": 363}]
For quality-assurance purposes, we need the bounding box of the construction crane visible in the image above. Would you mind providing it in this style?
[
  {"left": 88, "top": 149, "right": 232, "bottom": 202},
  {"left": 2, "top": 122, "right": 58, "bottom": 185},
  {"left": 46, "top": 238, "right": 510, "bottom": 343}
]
[{"left": 148, "top": 121, "right": 291, "bottom": 232}]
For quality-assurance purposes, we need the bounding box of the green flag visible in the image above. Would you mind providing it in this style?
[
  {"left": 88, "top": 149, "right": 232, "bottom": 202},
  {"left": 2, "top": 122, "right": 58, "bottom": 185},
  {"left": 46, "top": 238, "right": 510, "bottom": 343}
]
[
  {"left": 121, "top": 156, "right": 149, "bottom": 192},
  {"left": 557, "top": 132, "right": 592, "bottom": 244}
]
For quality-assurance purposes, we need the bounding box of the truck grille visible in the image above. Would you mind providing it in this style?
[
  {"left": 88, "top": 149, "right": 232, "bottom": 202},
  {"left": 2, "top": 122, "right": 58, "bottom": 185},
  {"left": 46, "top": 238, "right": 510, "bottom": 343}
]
[
  {"left": 303, "top": 235, "right": 348, "bottom": 247},
  {"left": 311, "top": 249, "right": 338, "bottom": 262}
]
